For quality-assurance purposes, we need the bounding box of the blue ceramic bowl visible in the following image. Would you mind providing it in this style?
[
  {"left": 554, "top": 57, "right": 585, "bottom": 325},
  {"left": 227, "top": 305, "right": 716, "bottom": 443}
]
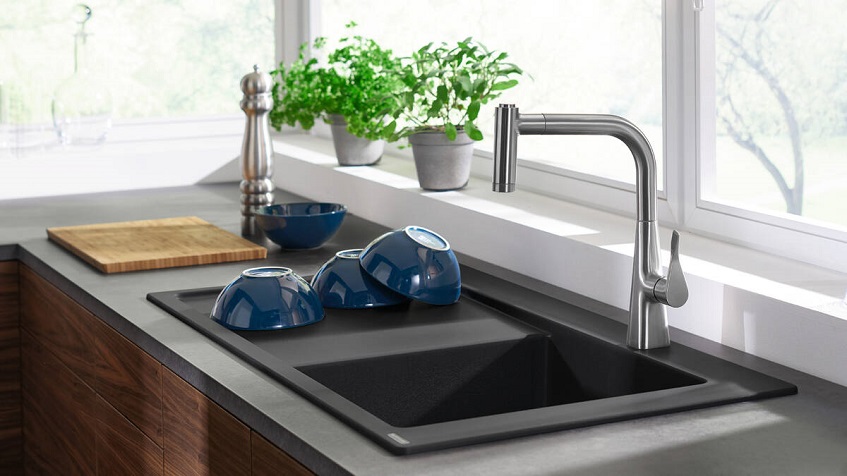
[
  {"left": 255, "top": 203, "right": 347, "bottom": 249},
  {"left": 311, "top": 249, "right": 411, "bottom": 309},
  {"left": 211, "top": 267, "right": 324, "bottom": 330},
  {"left": 359, "top": 226, "right": 461, "bottom": 305}
]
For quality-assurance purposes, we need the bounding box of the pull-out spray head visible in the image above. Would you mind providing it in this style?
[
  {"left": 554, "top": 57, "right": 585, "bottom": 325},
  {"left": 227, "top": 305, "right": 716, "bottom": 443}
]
[{"left": 492, "top": 104, "right": 519, "bottom": 192}]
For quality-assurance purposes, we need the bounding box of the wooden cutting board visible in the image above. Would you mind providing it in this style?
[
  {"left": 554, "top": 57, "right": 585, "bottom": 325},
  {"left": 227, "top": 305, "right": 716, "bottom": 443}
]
[{"left": 47, "top": 216, "right": 267, "bottom": 273}]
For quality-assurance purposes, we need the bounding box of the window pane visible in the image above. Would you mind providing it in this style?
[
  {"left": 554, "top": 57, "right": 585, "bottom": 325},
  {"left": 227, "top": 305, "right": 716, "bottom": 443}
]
[
  {"left": 706, "top": 0, "right": 847, "bottom": 228},
  {"left": 320, "top": 0, "right": 663, "bottom": 188},
  {"left": 1, "top": 0, "right": 274, "bottom": 151}
]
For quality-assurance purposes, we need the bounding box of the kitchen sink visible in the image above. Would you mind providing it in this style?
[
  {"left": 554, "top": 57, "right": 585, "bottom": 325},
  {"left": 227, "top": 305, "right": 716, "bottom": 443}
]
[
  {"left": 298, "top": 334, "right": 702, "bottom": 429},
  {"left": 148, "top": 265, "right": 796, "bottom": 455}
]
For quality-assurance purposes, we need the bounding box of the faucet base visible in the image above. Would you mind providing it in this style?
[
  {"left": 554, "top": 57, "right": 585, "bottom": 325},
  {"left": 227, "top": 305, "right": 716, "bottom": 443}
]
[{"left": 627, "top": 300, "right": 670, "bottom": 349}]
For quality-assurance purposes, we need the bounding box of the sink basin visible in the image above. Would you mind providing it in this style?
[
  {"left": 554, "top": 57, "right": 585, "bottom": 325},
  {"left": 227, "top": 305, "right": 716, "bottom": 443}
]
[
  {"left": 298, "top": 334, "right": 702, "bottom": 429},
  {"left": 148, "top": 265, "right": 796, "bottom": 455}
]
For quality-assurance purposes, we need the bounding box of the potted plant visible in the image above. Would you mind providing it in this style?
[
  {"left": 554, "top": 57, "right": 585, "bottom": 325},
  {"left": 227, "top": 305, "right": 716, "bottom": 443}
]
[
  {"left": 270, "top": 23, "right": 402, "bottom": 166},
  {"left": 392, "top": 38, "right": 523, "bottom": 190}
]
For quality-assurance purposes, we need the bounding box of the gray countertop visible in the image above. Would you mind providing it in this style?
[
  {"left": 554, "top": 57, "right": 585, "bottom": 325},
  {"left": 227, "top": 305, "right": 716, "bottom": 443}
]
[{"left": 4, "top": 183, "right": 847, "bottom": 475}]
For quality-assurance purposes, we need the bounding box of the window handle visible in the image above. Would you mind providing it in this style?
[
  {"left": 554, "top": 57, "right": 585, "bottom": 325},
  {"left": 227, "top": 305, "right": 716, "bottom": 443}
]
[{"left": 692, "top": 0, "right": 704, "bottom": 12}]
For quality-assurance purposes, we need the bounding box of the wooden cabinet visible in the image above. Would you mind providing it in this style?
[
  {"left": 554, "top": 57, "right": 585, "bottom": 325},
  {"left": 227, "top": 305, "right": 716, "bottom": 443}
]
[
  {"left": 0, "top": 261, "right": 21, "bottom": 475},
  {"left": 95, "top": 393, "right": 164, "bottom": 476},
  {"left": 16, "top": 264, "right": 313, "bottom": 475},
  {"left": 20, "top": 265, "right": 163, "bottom": 475},
  {"left": 251, "top": 431, "right": 314, "bottom": 476},
  {"left": 94, "top": 315, "right": 164, "bottom": 447},
  {"left": 163, "top": 368, "right": 251, "bottom": 476},
  {"left": 20, "top": 265, "right": 98, "bottom": 386},
  {"left": 163, "top": 368, "right": 314, "bottom": 476},
  {"left": 21, "top": 330, "right": 98, "bottom": 475}
]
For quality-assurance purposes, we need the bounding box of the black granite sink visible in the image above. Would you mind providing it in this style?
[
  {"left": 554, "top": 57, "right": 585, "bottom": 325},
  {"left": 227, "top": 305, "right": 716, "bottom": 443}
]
[
  {"left": 298, "top": 332, "right": 703, "bottom": 429},
  {"left": 148, "top": 265, "right": 796, "bottom": 455}
]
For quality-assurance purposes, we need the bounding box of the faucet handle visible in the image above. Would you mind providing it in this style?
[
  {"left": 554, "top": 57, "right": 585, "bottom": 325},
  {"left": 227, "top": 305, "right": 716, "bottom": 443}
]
[{"left": 653, "top": 230, "right": 689, "bottom": 308}]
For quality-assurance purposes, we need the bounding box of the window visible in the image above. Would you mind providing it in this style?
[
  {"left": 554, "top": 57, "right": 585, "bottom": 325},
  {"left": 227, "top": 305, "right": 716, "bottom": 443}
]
[
  {"left": 0, "top": 0, "right": 275, "bottom": 155},
  {"left": 307, "top": 0, "right": 847, "bottom": 271},
  {"left": 691, "top": 0, "right": 847, "bottom": 270},
  {"left": 706, "top": 1, "right": 847, "bottom": 228},
  {"left": 319, "top": 0, "right": 663, "bottom": 190}
]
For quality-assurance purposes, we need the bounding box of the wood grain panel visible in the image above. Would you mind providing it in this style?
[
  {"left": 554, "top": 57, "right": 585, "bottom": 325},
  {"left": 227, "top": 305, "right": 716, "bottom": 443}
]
[
  {"left": 251, "top": 431, "right": 314, "bottom": 476},
  {"left": 96, "top": 394, "right": 164, "bottom": 476},
  {"left": 163, "top": 368, "right": 250, "bottom": 476},
  {"left": 0, "top": 261, "right": 21, "bottom": 475},
  {"left": 21, "top": 329, "right": 96, "bottom": 475},
  {"left": 47, "top": 216, "right": 267, "bottom": 273},
  {"left": 94, "top": 316, "right": 164, "bottom": 447},
  {"left": 19, "top": 265, "right": 97, "bottom": 386}
]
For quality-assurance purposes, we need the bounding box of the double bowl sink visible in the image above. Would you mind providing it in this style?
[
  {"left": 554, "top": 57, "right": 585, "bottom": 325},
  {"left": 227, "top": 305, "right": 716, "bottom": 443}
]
[{"left": 148, "top": 265, "right": 796, "bottom": 455}]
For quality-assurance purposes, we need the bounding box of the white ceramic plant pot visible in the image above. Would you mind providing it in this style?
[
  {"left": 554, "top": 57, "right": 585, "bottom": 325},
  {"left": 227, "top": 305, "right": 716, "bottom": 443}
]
[
  {"left": 408, "top": 130, "right": 474, "bottom": 191},
  {"left": 328, "top": 115, "right": 384, "bottom": 166}
]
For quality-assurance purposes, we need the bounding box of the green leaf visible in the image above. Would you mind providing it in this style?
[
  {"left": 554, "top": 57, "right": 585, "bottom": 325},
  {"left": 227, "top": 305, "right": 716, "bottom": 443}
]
[
  {"left": 467, "top": 101, "right": 481, "bottom": 121},
  {"left": 436, "top": 85, "right": 449, "bottom": 103},
  {"left": 465, "top": 121, "right": 483, "bottom": 141},
  {"left": 445, "top": 122, "right": 457, "bottom": 141},
  {"left": 383, "top": 120, "right": 397, "bottom": 137},
  {"left": 490, "top": 79, "right": 519, "bottom": 91},
  {"left": 428, "top": 99, "right": 443, "bottom": 118},
  {"left": 458, "top": 76, "right": 473, "bottom": 93},
  {"left": 473, "top": 78, "right": 486, "bottom": 94}
]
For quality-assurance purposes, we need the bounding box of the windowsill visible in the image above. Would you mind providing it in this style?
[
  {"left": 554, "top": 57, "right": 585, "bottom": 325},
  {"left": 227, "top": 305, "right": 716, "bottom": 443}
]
[
  {"left": 272, "top": 132, "right": 847, "bottom": 387},
  {"left": 0, "top": 115, "right": 243, "bottom": 201}
]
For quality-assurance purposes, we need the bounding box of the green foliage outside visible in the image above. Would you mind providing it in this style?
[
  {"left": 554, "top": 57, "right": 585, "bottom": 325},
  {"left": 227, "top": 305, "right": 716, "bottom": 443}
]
[{"left": 0, "top": 0, "right": 274, "bottom": 123}]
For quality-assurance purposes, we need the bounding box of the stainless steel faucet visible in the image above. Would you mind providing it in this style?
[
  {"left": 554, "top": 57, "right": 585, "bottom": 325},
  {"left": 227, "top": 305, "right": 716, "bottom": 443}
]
[{"left": 492, "top": 104, "right": 688, "bottom": 350}]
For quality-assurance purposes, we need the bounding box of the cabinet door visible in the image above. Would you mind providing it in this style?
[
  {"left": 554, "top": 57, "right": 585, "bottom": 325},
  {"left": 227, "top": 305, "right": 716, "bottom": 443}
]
[
  {"left": 95, "top": 393, "right": 164, "bottom": 475},
  {"left": 20, "top": 265, "right": 97, "bottom": 386},
  {"left": 21, "top": 330, "right": 97, "bottom": 475},
  {"left": 20, "top": 265, "right": 164, "bottom": 446},
  {"left": 94, "top": 316, "right": 164, "bottom": 447},
  {"left": 251, "top": 431, "right": 314, "bottom": 476},
  {"left": 163, "top": 368, "right": 251, "bottom": 476},
  {"left": 0, "top": 261, "right": 21, "bottom": 475}
]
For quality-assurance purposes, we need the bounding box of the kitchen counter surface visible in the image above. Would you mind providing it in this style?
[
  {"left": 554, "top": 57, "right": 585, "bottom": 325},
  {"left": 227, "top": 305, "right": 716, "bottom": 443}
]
[{"left": 3, "top": 183, "right": 847, "bottom": 475}]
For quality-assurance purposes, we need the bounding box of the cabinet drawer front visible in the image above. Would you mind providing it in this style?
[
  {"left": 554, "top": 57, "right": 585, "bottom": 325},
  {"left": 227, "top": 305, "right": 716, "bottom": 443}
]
[
  {"left": 22, "top": 330, "right": 97, "bottom": 475},
  {"left": 252, "top": 432, "right": 314, "bottom": 476},
  {"left": 20, "top": 266, "right": 97, "bottom": 386},
  {"left": 94, "top": 317, "right": 164, "bottom": 446},
  {"left": 163, "top": 368, "right": 251, "bottom": 476},
  {"left": 20, "top": 265, "right": 164, "bottom": 447},
  {"left": 0, "top": 261, "right": 20, "bottom": 475},
  {"left": 96, "top": 394, "right": 164, "bottom": 476}
]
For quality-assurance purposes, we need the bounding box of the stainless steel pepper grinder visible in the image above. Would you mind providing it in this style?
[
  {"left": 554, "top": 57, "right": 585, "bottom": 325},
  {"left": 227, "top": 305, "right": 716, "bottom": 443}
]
[{"left": 239, "top": 65, "right": 275, "bottom": 236}]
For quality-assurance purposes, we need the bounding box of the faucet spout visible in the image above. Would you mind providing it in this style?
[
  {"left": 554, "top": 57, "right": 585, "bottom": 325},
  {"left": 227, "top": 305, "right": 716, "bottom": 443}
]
[{"left": 492, "top": 104, "right": 687, "bottom": 350}]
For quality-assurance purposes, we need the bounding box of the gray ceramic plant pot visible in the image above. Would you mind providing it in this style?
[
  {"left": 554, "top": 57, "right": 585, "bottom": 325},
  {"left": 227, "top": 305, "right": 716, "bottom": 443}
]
[
  {"left": 328, "top": 115, "right": 384, "bottom": 166},
  {"left": 408, "top": 130, "right": 474, "bottom": 191}
]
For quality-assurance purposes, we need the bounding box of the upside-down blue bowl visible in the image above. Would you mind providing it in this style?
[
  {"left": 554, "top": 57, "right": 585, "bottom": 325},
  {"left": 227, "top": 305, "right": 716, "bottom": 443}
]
[
  {"left": 255, "top": 203, "right": 347, "bottom": 249},
  {"left": 359, "top": 226, "right": 461, "bottom": 305},
  {"left": 211, "top": 267, "right": 324, "bottom": 330},
  {"left": 311, "top": 249, "right": 411, "bottom": 309}
]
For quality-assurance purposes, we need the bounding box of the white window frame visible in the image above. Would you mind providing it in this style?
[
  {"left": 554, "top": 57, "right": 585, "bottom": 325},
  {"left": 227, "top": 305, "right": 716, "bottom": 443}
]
[
  {"left": 684, "top": 1, "right": 847, "bottom": 272},
  {"left": 292, "top": 0, "right": 847, "bottom": 273}
]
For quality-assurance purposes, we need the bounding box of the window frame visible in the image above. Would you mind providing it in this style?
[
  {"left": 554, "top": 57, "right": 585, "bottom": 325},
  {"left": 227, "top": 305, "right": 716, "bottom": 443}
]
[
  {"left": 685, "top": 1, "right": 847, "bottom": 271},
  {"left": 298, "top": 0, "right": 847, "bottom": 272}
]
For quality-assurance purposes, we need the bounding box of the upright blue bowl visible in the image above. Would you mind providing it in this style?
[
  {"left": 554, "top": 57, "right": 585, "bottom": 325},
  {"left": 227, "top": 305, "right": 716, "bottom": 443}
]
[
  {"left": 211, "top": 267, "right": 324, "bottom": 330},
  {"left": 311, "top": 249, "right": 411, "bottom": 309},
  {"left": 255, "top": 203, "right": 347, "bottom": 249},
  {"left": 359, "top": 226, "right": 461, "bottom": 305}
]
